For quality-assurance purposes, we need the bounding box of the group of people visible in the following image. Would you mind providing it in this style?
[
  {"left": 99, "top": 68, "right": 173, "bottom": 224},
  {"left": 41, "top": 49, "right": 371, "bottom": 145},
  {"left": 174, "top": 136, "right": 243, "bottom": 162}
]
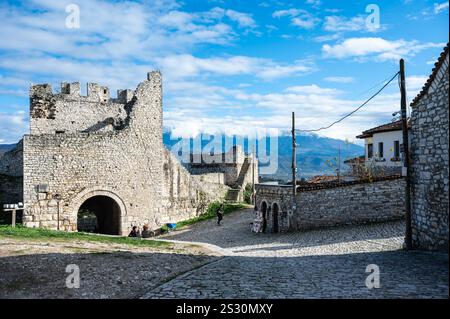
[
  {"left": 128, "top": 224, "right": 152, "bottom": 238},
  {"left": 128, "top": 202, "right": 226, "bottom": 238}
]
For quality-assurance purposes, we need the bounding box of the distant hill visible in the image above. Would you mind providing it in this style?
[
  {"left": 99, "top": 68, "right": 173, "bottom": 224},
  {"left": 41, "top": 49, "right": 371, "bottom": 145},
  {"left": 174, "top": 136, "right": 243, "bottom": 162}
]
[
  {"left": 1, "top": 132, "right": 364, "bottom": 181},
  {"left": 0, "top": 144, "right": 16, "bottom": 156},
  {"left": 269, "top": 133, "right": 363, "bottom": 180},
  {"left": 163, "top": 130, "right": 364, "bottom": 181}
]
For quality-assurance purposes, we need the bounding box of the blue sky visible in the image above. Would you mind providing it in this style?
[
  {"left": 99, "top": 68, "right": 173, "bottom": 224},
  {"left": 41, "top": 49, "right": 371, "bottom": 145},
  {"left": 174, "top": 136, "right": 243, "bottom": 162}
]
[{"left": 0, "top": 0, "right": 448, "bottom": 144}]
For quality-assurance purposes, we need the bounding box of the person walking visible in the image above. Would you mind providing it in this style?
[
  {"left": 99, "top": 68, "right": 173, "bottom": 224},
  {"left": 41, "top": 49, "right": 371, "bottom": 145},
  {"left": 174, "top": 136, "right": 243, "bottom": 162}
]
[{"left": 216, "top": 203, "right": 224, "bottom": 226}]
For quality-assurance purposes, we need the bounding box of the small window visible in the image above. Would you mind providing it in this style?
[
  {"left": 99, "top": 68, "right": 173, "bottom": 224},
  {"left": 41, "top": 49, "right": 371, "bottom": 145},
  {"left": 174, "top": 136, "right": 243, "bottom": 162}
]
[
  {"left": 367, "top": 143, "right": 373, "bottom": 158},
  {"left": 378, "top": 142, "right": 384, "bottom": 158},
  {"left": 394, "top": 141, "right": 400, "bottom": 158},
  {"left": 103, "top": 89, "right": 107, "bottom": 94}
]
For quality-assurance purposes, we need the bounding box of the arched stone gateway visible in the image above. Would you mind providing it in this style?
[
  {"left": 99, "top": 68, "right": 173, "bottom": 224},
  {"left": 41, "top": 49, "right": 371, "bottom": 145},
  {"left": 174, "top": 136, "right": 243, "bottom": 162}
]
[
  {"left": 69, "top": 188, "right": 127, "bottom": 235},
  {"left": 272, "top": 203, "right": 279, "bottom": 233},
  {"left": 261, "top": 201, "right": 268, "bottom": 233},
  {"left": 77, "top": 196, "right": 121, "bottom": 235}
]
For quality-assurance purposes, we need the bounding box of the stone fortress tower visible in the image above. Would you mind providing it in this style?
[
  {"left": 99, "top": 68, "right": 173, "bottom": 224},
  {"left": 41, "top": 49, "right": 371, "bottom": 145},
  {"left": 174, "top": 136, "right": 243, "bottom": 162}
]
[{"left": 20, "top": 72, "right": 232, "bottom": 235}]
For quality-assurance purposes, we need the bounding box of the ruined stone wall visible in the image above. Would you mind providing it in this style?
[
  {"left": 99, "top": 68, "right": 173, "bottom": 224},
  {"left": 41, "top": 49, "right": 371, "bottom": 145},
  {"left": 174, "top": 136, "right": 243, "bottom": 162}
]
[
  {"left": 410, "top": 48, "right": 449, "bottom": 251},
  {"left": 193, "top": 172, "right": 225, "bottom": 185},
  {"left": 188, "top": 164, "right": 239, "bottom": 186},
  {"left": 22, "top": 72, "right": 226, "bottom": 234},
  {"left": 30, "top": 82, "right": 133, "bottom": 135},
  {"left": 255, "top": 177, "right": 405, "bottom": 233},
  {"left": 162, "top": 149, "right": 229, "bottom": 224},
  {"left": 294, "top": 178, "right": 405, "bottom": 230}
]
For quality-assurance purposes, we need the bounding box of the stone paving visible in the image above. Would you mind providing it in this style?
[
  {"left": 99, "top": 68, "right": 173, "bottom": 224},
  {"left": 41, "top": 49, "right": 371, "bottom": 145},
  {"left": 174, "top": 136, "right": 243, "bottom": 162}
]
[{"left": 142, "top": 209, "right": 449, "bottom": 299}]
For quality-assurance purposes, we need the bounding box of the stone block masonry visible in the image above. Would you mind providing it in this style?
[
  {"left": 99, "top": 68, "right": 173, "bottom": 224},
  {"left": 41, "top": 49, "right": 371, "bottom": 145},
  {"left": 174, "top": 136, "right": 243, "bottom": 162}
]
[
  {"left": 255, "top": 177, "right": 406, "bottom": 233},
  {"left": 410, "top": 44, "right": 449, "bottom": 251},
  {"left": 294, "top": 178, "right": 405, "bottom": 231},
  {"left": 22, "top": 72, "right": 228, "bottom": 235}
]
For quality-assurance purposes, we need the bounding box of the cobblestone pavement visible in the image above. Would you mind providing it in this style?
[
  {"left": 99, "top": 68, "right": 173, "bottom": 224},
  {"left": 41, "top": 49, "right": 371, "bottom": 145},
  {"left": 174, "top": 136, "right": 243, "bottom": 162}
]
[
  {"left": 143, "top": 209, "right": 449, "bottom": 299},
  {"left": 0, "top": 238, "right": 218, "bottom": 299}
]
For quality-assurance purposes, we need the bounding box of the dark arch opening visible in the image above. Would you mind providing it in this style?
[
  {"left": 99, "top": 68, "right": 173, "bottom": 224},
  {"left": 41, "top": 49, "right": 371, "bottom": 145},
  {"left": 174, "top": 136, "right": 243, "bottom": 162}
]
[
  {"left": 77, "top": 195, "right": 121, "bottom": 235},
  {"left": 261, "top": 201, "right": 268, "bottom": 233},
  {"left": 272, "top": 203, "right": 279, "bottom": 233}
]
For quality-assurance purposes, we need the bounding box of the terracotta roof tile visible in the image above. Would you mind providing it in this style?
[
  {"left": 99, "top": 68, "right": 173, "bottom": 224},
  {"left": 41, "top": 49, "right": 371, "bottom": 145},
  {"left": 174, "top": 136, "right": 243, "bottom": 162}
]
[
  {"left": 410, "top": 43, "right": 449, "bottom": 107},
  {"left": 356, "top": 119, "right": 410, "bottom": 139}
]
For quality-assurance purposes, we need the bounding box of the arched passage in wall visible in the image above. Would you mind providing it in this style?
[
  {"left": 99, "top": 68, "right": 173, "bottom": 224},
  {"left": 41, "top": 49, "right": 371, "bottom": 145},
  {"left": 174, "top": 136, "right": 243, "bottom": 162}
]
[
  {"left": 272, "top": 203, "right": 279, "bottom": 233},
  {"left": 71, "top": 188, "right": 126, "bottom": 235},
  {"left": 77, "top": 195, "right": 121, "bottom": 235},
  {"left": 261, "top": 201, "right": 268, "bottom": 232}
]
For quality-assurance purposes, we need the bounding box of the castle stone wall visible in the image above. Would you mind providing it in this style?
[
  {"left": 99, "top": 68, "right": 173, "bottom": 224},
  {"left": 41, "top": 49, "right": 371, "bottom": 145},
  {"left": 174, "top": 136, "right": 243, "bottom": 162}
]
[
  {"left": 22, "top": 72, "right": 227, "bottom": 234},
  {"left": 410, "top": 48, "right": 449, "bottom": 251},
  {"left": 255, "top": 178, "right": 406, "bottom": 233}
]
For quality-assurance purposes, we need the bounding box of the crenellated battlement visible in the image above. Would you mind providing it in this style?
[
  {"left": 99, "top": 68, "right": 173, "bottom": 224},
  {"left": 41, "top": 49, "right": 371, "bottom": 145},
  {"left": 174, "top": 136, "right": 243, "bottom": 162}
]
[
  {"left": 30, "top": 82, "right": 136, "bottom": 103},
  {"left": 29, "top": 72, "right": 162, "bottom": 135}
]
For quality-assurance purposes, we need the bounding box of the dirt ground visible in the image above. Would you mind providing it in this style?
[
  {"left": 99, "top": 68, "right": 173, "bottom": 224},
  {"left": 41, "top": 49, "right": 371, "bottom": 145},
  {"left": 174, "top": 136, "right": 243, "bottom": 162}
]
[{"left": 0, "top": 237, "right": 219, "bottom": 299}]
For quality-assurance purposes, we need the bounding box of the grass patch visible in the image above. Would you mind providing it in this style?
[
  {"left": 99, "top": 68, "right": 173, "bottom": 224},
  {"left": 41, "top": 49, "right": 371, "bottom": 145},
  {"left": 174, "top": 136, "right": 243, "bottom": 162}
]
[
  {"left": 0, "top": 225, "right": 170, "bottom": 248},
  {"left": 173, "top": 202, "right": 250, "bottom": 230}
]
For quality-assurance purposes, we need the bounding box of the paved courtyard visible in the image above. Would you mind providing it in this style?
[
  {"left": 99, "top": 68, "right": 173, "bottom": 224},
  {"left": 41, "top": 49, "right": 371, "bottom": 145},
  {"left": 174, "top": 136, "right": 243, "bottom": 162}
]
[{"left": 143, "top": 209, "right": 449, "bottom": 299}]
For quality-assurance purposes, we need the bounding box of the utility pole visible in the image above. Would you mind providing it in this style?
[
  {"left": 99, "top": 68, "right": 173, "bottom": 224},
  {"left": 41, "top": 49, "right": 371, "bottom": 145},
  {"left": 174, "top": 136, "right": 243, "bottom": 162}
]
[
  {"left": 252, "top": 143, "right": 255, "bottom": 205},
  {"left": 400, "top": 58, "right": 413, "bottom": 250},
  {"left": 337, "top": 144, "right": 341, "bottom": 181},
  {"left": 292, "top": 112, "right": 297, "bottom": 202}
]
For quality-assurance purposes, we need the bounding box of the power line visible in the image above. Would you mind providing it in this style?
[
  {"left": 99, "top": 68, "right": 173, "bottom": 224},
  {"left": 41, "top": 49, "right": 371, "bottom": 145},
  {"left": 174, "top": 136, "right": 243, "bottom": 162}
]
[
  {"left": 355, "top": 69, "right": 400, "bottom": 97},
  {"left": 297, "top": 71, "right": 400, "bottom": 133}
]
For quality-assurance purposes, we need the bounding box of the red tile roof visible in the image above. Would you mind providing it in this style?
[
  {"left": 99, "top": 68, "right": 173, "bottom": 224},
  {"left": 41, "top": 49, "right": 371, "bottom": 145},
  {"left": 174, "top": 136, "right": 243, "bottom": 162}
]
[
  {"left": 343, "top": 155, "right": 365, "bottom": 164},
  {"left": 356, "top": 119, "right": 410, "bottom": 139},
  {"left": 410, "top": 43, "right": 449, "bottom": 107}
]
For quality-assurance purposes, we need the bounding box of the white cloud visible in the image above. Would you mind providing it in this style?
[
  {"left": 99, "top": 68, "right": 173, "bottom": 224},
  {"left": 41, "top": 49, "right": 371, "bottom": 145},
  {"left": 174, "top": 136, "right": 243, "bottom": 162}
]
[
  {"left": 285, "top": 84, "right": 342, "bottom": 95},
  {"left": 406, "top": 75, "right": 428, "bottom": 92},
  {"left": 162, "top": 79, "right": 406, "bottom": 143},
  {"left": 157, "top": 54, "right": 314, "bottom": 80},
  {"left": 324, "top": 76, "right": 355, "bottom": 84},
  {"left": 225, "top": 9, "right": 256, "bottom": 28},
  {"left": 322, "top": 37, "right": 446, "bottom": 61},
  {"left": 323, "top": 15, "right": 367, "bottom": 32},
  {"left": 434, "top": 1, "right": 449, "bottom": 14},
  {"left": 313, "top": 33, "right": 341, "bottom": 42},
  {"left": 272, "top": 8, "right": 320, "bottom": 29},
  {"left": 0, "top": 0, "right": 264, "bottom": 109},
  {"left": 306, "top": 0, "right": 321, "bottom": 6},
  {"left": 0, "top": 111, "right": 28, "bottom": 144}
]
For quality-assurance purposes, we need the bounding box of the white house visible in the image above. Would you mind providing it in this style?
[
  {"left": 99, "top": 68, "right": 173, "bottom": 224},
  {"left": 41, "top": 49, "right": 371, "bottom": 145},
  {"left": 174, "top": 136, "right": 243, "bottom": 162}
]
[{"left": 356, "top": 120, "right": 410, "bottom": 174}]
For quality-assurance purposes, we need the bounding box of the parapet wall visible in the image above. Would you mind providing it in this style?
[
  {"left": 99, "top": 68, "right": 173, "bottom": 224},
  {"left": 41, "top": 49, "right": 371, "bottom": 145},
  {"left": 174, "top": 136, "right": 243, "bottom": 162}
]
[
  {"left": 30, "top": 81, "right": 137, "bottom": 135},
  {"left": 410, "top": 46, "right": 449, "bottom": 251},
  {"left": 255, "top": 177, "right": 406, "bottom": 233},
  {"left": 294, "top": 178, "right": 406, "bottom": 230}
]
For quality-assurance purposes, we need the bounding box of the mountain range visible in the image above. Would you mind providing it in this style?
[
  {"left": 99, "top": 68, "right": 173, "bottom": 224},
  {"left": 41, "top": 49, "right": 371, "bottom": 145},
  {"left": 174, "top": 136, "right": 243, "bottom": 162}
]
[
  {"left": 1, "top": 131, "right": 364, "bottom": 181},
  {"left": 163, "top": 130, "right": 364, "bottom": 181}
]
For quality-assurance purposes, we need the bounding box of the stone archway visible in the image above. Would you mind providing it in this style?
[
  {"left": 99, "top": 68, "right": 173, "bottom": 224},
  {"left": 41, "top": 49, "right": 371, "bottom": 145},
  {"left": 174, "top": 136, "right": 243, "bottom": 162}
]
[
  {"left": 272, "top": 203, "right": 279, "bottom": 233},
  {"left": 261, "top": 201, "right": 268, "bottom": 232},
  {"left": 77, "top": 195, "right": 121, "bottom": 235},
  {"left": 69, "top": 188, "right": 127, "bottom": 235}
]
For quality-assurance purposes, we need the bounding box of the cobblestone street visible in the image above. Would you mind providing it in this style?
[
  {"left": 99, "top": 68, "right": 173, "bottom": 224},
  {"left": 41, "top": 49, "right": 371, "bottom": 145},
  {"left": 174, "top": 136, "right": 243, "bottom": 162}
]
[{"left": 143, "top": 209, "right": 449, "bottom": 299}]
